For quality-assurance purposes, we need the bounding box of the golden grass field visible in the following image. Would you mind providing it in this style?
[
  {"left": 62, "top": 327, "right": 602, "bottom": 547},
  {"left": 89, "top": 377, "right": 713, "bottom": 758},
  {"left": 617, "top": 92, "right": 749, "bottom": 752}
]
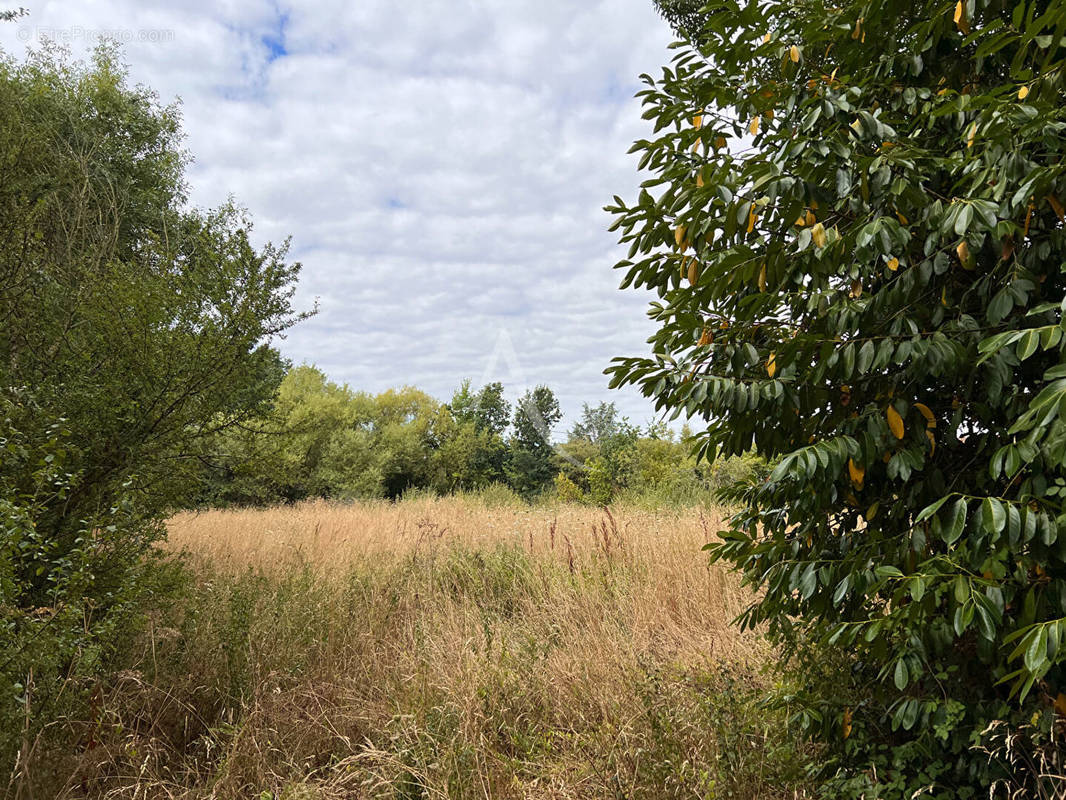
[{"left": 56, "top": 497, "right": 809, "bottom": 799}]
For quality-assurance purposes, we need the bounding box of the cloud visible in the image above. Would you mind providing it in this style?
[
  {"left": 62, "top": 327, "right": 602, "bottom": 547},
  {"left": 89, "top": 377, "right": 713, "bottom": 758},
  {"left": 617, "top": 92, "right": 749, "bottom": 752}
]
[{"left": 0, "top": 0, "right": 677, "bottom": 432}]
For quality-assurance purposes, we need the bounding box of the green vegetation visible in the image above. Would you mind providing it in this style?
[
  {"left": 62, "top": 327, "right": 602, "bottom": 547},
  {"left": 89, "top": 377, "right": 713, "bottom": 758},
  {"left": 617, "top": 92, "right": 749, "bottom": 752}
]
[
  {"left": 611, "top": 0, "right": 1066, "bottom": 795},
  {"left": 198, "top": 364, "right": 767, "bottom": 507},
  {"left": 0, "top": 46, "right": 305, "bottom": 779}
]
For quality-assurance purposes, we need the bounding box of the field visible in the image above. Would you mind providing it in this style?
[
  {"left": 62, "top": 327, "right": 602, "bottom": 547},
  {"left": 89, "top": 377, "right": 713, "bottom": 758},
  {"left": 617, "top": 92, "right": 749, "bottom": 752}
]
[{"left": 46, "top": 497, "right": 810, "bottom": 799}]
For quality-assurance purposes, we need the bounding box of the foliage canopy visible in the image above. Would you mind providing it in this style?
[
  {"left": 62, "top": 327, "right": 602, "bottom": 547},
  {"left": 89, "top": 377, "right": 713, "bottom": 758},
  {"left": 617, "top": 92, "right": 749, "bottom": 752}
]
[{"left": 612, "top": 0, "right": 1066, "bottom": 794}]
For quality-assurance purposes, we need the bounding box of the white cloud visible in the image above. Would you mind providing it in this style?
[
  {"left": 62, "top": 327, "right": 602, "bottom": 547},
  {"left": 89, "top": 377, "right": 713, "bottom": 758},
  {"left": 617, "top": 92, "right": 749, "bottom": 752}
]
[{"left": 0, "top": 0, "right": 677, "bottom": 432}]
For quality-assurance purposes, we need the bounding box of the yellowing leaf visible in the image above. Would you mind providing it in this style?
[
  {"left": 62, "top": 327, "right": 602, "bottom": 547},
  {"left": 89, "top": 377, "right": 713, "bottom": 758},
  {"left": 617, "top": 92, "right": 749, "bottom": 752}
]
[
  {"left": 758, "top": 262, "right": 767, "bottom": 292},
  {"left": 693, "top": 114, "right": 703, "bottom": 130},
  {"left": 926, "top": 429, "right": 936, "bottom": 456},
  {"left": 887, "top": 257, "right": 899, "bottom": 271},
  {"left": 956, "top": 240, "right": 974, "bottom": 269},
  {"left": 954, "top": 0, "right": 970, "bottom": 34},
  {"left": 966, "top": 122, "right": 976, "bottom": 148},
  {"left": 675, "top": 225, "right": 687, "bottom": 250},
  {"left": 849, "top": 279, "right": 862, "bottom": 298},
  {"left": 698, "top": 328, "right": 713, "bottom": 346},
  {"left": 687, "top": 258, "right": 700, "bottom": 285},
  {"left": 747, "top": 204, "right": 757, "bottom": 234},
  {"left": 914, "top": 402, "right": 936, "bottom": 428},
  {"left": 887, "top": 405, "right": 905, "bottom": 439},
  {"left": 750, "top": 116, "right": 760, "bottom": 135},
  {"left": 896, "top": 210, "right": 909, "bottom": 225},
  {"left": 851, "top": 18, "right": 863, "bottom": 40},
  {"left": 1018, "top": 85, "right": 1030, "bottom": 100},
  {"left": 811, "top": 222, "right": 827, "bottom": 248},
  {"left": 941, "top": 286, "right": 949, "bottom": 306},
  {"left": 767, "top": 352, "right": 777, "bottom": 377},
  {"left": 795, "top": 214, "right": 807, "bottom": 227},
  {"left": 714, "top": 136, "right": 727, "bottom": 149},
  {"left": 790, "top": 45, "right": 800, "bottom": 62},
  {"left": 850, "top": 118, "right": 862, "bottom": 134},
  {"left": 763, "top": 32, "right": 771, "bottom": 43},
  {"left": 848, "top": 458, "right": 865, "bottom": 488},
  {"left": 696, "top": 172, "right": 704, "bottom": 188},
  {"left": 1048, "top": 194, "right": 1066, "bottom": 223}
]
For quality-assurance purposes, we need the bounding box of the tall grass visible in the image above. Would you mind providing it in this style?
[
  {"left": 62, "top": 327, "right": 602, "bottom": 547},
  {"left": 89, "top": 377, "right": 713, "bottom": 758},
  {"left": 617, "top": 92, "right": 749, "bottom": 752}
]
[{"left": 26, "top": 497, "right": 811, "bottom": 799}]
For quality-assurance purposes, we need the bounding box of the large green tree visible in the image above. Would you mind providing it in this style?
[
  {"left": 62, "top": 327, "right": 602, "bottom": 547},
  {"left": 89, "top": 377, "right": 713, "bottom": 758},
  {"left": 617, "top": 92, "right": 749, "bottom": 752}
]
[
  {"left": 610, "top": 0, "right": 1066, "bottom": 795},
  {"left": 506, "top": 386, "right": 562, "bottom": 497},
  {"left": 0, "top": 44, "right": 307, "bottom": 771}
]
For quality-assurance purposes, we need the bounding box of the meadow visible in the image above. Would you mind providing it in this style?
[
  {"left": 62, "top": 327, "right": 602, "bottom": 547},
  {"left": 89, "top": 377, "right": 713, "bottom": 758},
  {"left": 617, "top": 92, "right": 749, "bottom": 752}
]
[{"left": 36, "top": 496, "right": 811, "bottom": 799}]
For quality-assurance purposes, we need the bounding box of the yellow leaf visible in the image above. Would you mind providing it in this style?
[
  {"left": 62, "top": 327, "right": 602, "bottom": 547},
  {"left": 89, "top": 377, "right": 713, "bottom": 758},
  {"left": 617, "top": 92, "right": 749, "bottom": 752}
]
[
  {"left": 887, "top": 257, "right": 899, "bottom": 271},
  {"left": 758, "top": 262, "right": 767, "bottom": 292},
  {"left": 687, "top": 258, "right": 700, "bottom": 285},
  {"left": 675, "top": 225, "right": 687, "bottom": 250},
  {"left": 714, "top": 136, "right": 727, "bottom": 149},
  {"left": 696, "top": 172, "right": 704, "bottom": 188},
  {"left": 848, "top": 458, "right": 865, "bottom": 488},
  {"left": 850, "top": 118, "right": 862, "bottom": 134},
  {"left": 763, "top": 32, "right": 771, "bottom": 43},
  {"left": 693, "top": 114, "right": 703, "bottom": 130},
  {"left": 795, "top": 214, "right": 807, "bottom": 227},
  {"left": 887, "top": 405, "right": 905, "bottom": 439},
  {"left": 914, "top": 402, "right": 936, "bottom": 428},
  {"left": 954, "top": 0, "right": 970, "bottom": 34},
  {"left": 896, "top": 210, "right": 909, "bottom": 225},
  {"left": 750, "top": 116, "right": 760, "bottom": 135},
  {"left": 692, "top": 140, "right": 701, "bottom": 154},
  {"left": 966, "top": 122, "right": 976, "bottom": 148},
  {"left": 811, "top": 222, "right": 827, "bottom": 248},
  {"left": 698, "top": 328, "right": 713, "bottom": 346},
  {"left": 767, "top": 352, "right": 777, "bottom": 378},
  {"left": 956, "top": 240, "right": 974, "bottom": 269},
  {"left": 941, "top": 286, "right": 949, "bottom": 306},
  {"left": 806, "top": 209, "right": 816, "bottom": 226},
  {"left": 1048, "top": 194, "right": 1066, "bottom": 223},
  {"left": 790, "top": 45, "right": 800, "bottom": 63},
  {"left": 926, "top": 429, "right": 936, "bottom": 456},
  {"left": 1018, "top": 85, "right": 1030, "bottom": 100},
  {"left": 747, "top": 204, "right": 757, "bottom": 234},
  {"left": 850, "top": 279, "right": 862, "bottom": 298},
  {"left": 851, "top": 18, "right": 863, "bottom": 40}
]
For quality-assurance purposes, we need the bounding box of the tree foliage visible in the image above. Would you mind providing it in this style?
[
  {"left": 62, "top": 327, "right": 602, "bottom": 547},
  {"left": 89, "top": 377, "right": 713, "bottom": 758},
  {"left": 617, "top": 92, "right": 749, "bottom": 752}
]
[
  {"left": 0, "top": 45, "right": 305, "bottom": 773},
  {"left": 609, "top": 0, "right": 1066, "bottom": 794}
]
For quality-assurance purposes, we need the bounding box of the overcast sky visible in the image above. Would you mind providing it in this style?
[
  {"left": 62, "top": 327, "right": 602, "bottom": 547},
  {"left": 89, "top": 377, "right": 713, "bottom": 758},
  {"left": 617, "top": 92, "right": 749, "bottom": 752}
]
[{"left": 1, "top": 1, "right": 677, "bottom": 432}]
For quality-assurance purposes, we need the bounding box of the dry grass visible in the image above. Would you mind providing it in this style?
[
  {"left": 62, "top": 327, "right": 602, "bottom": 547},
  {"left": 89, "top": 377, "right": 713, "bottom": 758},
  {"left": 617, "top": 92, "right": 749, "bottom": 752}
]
[{"left": 37, "top": 497, "right": 809, "bottom": 800}]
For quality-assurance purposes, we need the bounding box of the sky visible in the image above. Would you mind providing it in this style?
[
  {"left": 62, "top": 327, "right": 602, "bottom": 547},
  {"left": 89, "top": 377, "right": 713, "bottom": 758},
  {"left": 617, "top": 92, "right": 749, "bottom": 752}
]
[{"left": 0, "top": 1, "right": 678, "bottom": 433}]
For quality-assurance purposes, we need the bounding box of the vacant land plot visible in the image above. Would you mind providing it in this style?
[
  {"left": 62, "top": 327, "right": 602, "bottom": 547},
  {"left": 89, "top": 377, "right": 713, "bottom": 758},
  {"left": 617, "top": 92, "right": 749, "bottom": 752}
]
[{"left": 55, "top": 498, "right": 808, "bottom": 799}]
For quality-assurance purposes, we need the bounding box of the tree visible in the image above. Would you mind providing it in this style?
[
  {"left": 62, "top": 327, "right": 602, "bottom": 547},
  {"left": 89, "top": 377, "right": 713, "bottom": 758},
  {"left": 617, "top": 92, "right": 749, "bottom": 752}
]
[
  {"left": 569, "top": 401, "right": 621, "bottom": 444},
  {"left": 506, "top": 386, "right": 562, "bottom": 496},
  {"left": 608, "top": 0, "right": 1066, "bottom": 795},
  {"left": 0, "top": 44, "right": 307, "bottom": 771}
]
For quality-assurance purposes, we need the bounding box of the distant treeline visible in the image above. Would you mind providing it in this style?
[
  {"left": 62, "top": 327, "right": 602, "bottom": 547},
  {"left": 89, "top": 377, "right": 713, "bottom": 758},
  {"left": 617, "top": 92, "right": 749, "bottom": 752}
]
[{"left": 196, "top": 365, "right": 766, "bottom": 506}]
